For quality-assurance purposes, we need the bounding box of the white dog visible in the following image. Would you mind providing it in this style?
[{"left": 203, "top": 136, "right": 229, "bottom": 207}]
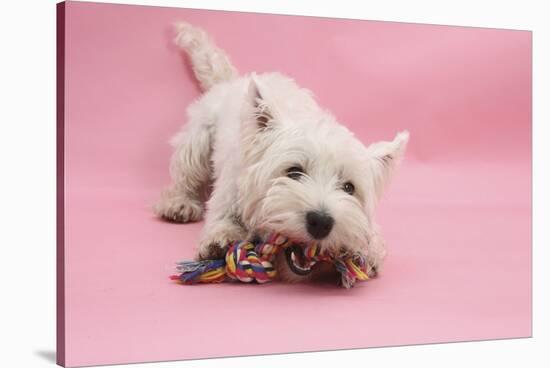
[{"left": 154, "top": 23, "right": 409, "bottom": 283}]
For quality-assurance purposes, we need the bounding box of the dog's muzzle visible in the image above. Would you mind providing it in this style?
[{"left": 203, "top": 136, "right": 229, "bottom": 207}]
[{"left": 284, "top": 244, "right": 316, "bottom": 275}]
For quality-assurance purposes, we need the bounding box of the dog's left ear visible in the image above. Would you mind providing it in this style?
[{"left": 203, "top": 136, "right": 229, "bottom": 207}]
[{"left": 366, "top": 131, "right": 410, "bottom": 198}]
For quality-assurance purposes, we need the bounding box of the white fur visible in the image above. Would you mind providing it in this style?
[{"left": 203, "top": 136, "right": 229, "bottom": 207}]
[{"left": 154, "top": 23, "right": 409, "bottom": 281}]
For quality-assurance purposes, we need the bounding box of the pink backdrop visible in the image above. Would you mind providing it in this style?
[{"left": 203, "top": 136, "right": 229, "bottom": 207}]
[{"left": 61, "top": 2, "right": 531, "bottom": 367}]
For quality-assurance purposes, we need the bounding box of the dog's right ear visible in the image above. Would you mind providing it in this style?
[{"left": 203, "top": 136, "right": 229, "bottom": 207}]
[
  {"left": 240, "top": 74, "right": 282, "bottom": 162},
  {"left": 245, "top": 73, "right": 279, "bottom": 130}
]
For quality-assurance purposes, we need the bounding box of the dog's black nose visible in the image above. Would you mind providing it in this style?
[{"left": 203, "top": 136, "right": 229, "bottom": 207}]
[{"left": 305, "top": 211, "right": 334, "bottom": 239}]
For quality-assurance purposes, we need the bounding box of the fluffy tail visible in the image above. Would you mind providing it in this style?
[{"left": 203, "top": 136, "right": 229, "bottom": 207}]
[{"left": 174, "top": 22, "right": 238, "bottom": 91}]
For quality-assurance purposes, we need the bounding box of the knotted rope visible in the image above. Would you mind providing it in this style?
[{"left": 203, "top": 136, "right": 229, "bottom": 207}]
[{"left": 170, "top": 233, "right": 369, "bottom": 288}]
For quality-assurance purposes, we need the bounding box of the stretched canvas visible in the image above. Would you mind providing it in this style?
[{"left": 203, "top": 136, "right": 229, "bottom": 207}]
[{"left": 57, "top": 1, "right": 532, "bottom": 367}]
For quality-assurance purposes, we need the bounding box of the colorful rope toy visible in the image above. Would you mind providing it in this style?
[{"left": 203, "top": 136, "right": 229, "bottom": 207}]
[{"left": 170, "top": 233, "right": 369, "bottom": 288}]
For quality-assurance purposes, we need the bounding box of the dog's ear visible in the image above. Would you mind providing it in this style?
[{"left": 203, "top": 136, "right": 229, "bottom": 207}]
[
  {"left": 366, "top": 131, "right": 409, "bottom": 198},
  {"left": 245, "top": 73, "right": 278, "bottom": 130},
  {"left": 240, "top": 74, "right": 282, "bottom": 162}
]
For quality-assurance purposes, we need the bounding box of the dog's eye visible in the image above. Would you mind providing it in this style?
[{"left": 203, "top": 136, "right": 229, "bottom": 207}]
[
  {"left": 286, "top": 166, "right": 304, "bottom": 180},
  {"left": 343, "top": 181, "right": 355, "bottom": 195}
]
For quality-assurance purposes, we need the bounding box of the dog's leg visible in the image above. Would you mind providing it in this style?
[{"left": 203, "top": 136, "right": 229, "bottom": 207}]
[
  {"left": 154, "top": 118, "right": 212, "bottom": 223},
  {"left": 197, "top": 216, "right": 246, "bottom": 260},
  {"left": 196, "top": 169, "right": 247, "bottom": 260},
  {"left": 365, "top": 228, "right": 387, "bottom": 277}
]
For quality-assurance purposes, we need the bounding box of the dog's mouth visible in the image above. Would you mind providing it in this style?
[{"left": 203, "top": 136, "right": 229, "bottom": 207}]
[{"left": 284, "top": 245, "right": 316, "bottom": 276}]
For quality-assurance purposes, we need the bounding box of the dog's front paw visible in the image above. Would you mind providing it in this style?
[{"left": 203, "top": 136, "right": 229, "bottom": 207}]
[
  {"left": 153, "top": 188, "right": 204, "bottom": 223},
  {"left": 197, "top": 243, "right": 227, "bottom": 260},
  {"left": 366, "top": 262, "right": 379, "bottom": 278},
  {"left": 196, "top": 223, "right": 246, "bottom": 260},
  {"left": 364, "top": 250, "right": 386, "bottom": 278}
]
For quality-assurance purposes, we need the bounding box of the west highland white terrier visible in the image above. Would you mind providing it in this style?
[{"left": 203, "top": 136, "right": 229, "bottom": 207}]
[{"left": 154, "top": 23, "right": 409, "bottom": 283}]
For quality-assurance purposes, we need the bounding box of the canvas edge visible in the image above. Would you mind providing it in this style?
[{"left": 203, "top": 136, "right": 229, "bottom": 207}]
[{"left": 56, "top": 1, "right": 66, "bottom": 367}]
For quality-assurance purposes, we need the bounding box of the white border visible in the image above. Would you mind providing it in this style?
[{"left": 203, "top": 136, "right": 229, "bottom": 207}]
[{"left": 0, "top": 0, "right": 547, "bottom": 367}]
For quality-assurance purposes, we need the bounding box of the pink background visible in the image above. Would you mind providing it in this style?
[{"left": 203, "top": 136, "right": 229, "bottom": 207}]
[{"left": 62, "top": 2, "right": 532, "bottom": 367}]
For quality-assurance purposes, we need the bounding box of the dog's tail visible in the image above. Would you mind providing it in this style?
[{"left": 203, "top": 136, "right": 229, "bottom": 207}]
[{"left": 174, "top": 22, "right": 238, "bottom": 91}]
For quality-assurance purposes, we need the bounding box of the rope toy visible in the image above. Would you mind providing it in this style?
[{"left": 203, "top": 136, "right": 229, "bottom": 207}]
[{"left": 170, "top": 233, "right": 369, "bottom": 288}]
